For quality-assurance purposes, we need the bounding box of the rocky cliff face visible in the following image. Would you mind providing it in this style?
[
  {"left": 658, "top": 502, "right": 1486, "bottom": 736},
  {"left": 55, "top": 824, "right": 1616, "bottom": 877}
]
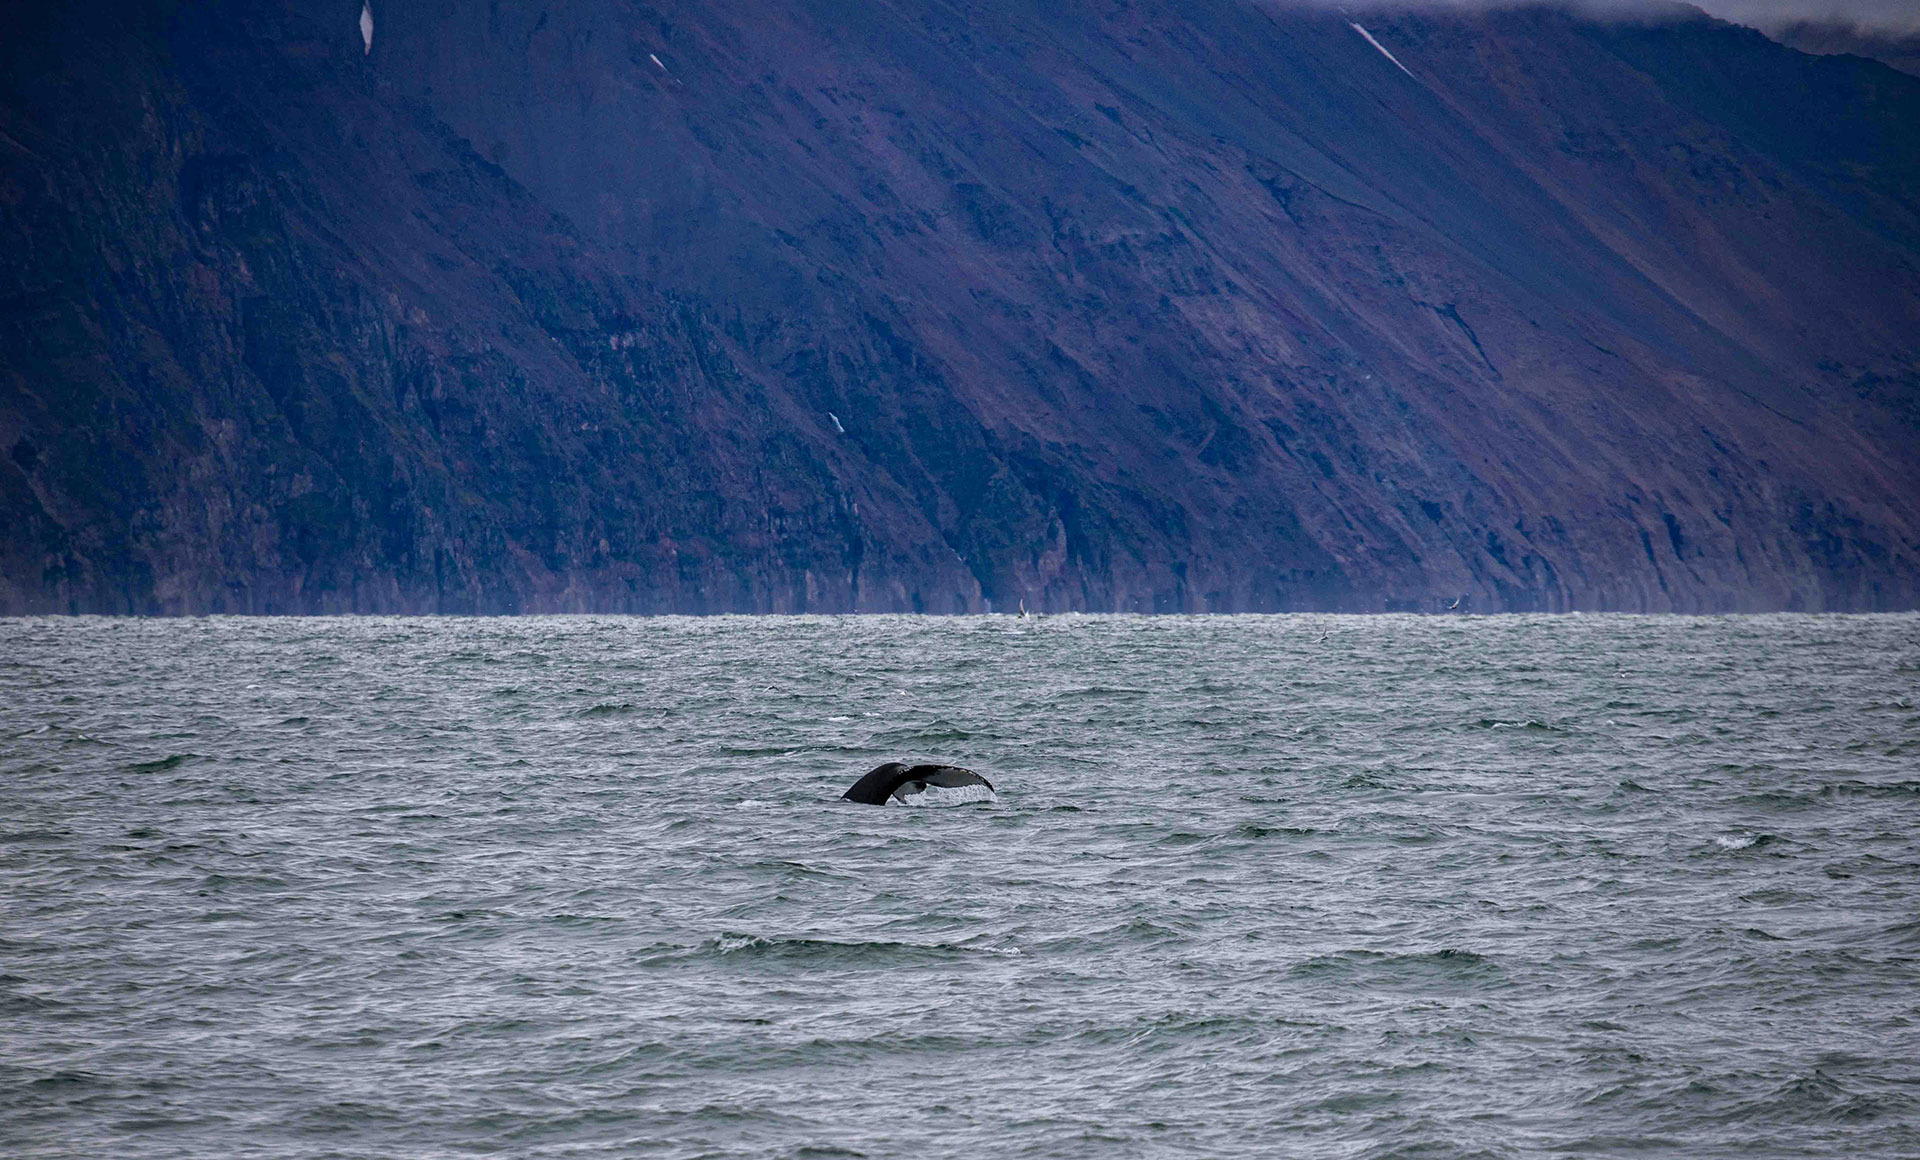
[{"left": 3, "top": 0, "right": 1917, "bottom": 613}]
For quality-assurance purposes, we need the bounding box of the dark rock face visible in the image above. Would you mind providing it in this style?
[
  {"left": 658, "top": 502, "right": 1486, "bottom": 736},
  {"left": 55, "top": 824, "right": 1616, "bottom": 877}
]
[{"left": 2, "top": 0, "right": 1917, "bottom": 614}]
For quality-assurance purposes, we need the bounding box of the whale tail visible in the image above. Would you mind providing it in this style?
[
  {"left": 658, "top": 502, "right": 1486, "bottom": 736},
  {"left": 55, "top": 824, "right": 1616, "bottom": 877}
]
[{"left": 842, "top": 762, "right": 995, "bottom": 805}]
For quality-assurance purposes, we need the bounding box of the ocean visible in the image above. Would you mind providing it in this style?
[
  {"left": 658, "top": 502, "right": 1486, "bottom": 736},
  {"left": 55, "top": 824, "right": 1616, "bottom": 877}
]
[{"left": 3, "top": 613, "right": 1917, "bottom": 1158}]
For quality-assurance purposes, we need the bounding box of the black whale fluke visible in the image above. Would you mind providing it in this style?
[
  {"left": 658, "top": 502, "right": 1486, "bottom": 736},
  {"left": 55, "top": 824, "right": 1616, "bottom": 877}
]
[{"left": 842, "top": 762, "right": 994, "bottom": 805}]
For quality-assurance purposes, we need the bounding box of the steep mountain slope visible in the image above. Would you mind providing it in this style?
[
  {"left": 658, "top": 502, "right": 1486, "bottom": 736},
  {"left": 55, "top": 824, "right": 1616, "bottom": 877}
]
[
  {"left": 1769, "top": 21, "right": 1920, "bottom": 77},
  {"left": 2, "top": 0, "right": 1917, "bottom": 613}
]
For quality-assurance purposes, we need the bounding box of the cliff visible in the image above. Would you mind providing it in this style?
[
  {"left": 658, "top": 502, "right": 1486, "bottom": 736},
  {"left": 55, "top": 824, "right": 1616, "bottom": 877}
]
[{"left": 3, "top": 0, "right": 1917, "bottom": 613}]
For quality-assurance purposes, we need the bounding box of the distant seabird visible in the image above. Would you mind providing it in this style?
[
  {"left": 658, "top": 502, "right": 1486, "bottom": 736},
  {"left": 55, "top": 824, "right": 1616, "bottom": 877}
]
[{"left": 1446, "top": 596, "right": 1462, "bottom": 611}]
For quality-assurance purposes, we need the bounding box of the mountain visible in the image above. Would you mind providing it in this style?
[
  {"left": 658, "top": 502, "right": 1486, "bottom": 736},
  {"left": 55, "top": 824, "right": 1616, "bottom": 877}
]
[
  {"left": 1767, "top": 20, "right": 1920, "bottom": 78},
  {"left": 3, "top": 0, "right": 1917, "bottom": 614}
]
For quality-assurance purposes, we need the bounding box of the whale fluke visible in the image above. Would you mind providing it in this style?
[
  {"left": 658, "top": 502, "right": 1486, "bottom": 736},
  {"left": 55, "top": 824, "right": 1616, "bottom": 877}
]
[{"left": 842, "top": 762, "right": 995, "bottom": 805}]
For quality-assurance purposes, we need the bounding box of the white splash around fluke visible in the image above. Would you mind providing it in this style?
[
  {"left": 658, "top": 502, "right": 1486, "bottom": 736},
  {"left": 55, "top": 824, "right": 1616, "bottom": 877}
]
[{"left": 892, "top": 782, "right": 997, "bottom": 807}]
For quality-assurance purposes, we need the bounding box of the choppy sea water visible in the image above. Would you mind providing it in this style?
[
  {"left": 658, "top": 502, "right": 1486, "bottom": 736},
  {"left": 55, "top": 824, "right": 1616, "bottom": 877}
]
[{"left": 3, "top": 613, "right": 1919, "bottom": 1159}]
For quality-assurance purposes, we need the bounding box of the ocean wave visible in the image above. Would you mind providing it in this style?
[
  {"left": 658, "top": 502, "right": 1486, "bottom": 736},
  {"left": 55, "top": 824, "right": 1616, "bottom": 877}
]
[
  {"left": 127, "top": 753, "right": 200, "bottom": 773},
  {"left": 698, "top": 932, "right": 1014, "bottom": 966},
  {"left": 1471, "top": 718, "right": 1571, "bottom": 733},
  {"left": 6, "top": 611, "right": 1918, "bottom": 1157},
  {"left": 1287, "top": 948, "right": 1506, "bottom": 988}
]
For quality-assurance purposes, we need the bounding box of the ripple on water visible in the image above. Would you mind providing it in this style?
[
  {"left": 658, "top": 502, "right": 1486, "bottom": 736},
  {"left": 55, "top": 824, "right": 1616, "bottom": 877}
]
[{"left": 0, "top": 613, "right": 1917, "bottom": 1158}]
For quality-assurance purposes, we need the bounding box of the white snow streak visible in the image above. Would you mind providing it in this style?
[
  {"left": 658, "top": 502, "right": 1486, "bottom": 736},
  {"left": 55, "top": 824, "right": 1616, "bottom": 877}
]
[{"left": 1348, "top": 22, "right": 1413, "bottom": 78}]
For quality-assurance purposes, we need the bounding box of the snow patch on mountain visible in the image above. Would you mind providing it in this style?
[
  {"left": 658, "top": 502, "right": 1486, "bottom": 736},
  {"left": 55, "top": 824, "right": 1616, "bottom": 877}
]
[{"left": 1349, "top": 22, "right": 1413, "bottom": 77}]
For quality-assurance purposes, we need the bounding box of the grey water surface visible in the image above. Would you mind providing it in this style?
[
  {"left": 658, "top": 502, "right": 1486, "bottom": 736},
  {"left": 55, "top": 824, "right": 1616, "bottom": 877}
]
[{"left": 3, "top": 614, "right": 1918, "bottom": 1158}]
